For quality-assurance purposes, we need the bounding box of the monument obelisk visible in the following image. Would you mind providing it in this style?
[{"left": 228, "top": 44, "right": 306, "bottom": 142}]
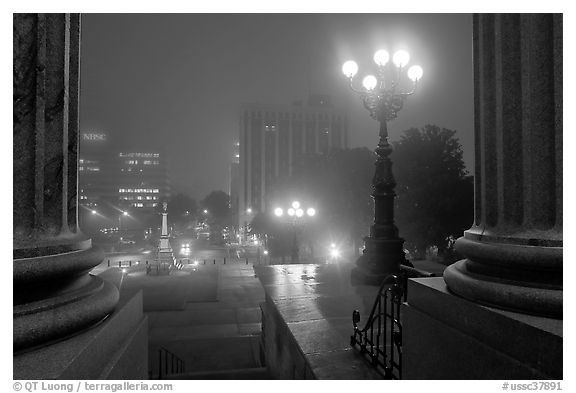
[{"left": 150, "top": 202, "right": 175, "bottom": 274}]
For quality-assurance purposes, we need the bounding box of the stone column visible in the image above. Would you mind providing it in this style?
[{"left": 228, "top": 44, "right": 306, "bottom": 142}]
[
  {"left": 444, "top": 14, "right": 562, "bottom": 318},
  {"left": 13, "top": 13, "right": 118, "bottom": 352}
]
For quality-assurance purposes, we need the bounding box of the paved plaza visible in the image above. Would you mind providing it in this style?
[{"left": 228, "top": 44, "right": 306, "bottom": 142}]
[{"left": 93, "top": 248, "right": 447, "bottom": 379}]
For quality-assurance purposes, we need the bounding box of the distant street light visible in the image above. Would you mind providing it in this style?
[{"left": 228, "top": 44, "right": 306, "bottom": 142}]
[
  {"left": 243, "top": 207, "right": 254, "bottom": 245},
  {"left": 273, "top": 200, "right": 317, "bottom": 262},
  {"left": 91, "top": 210, "right": 97, "bottom": 215},
  {"left": 119, "top": 211, "right": 129, "bottom": 231},
  {"left": 342, "top": 49, "right": 422, "bottom": 283}
]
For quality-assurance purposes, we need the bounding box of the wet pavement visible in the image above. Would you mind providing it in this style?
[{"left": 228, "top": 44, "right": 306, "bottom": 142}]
[{"left": 94, "top": 249, "right": 447, "bottom": 379}]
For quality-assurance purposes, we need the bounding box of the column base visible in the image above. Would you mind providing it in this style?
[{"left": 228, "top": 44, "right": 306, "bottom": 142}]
[
  {"left": 14, "top": 291, "right": 148, "bottom": 379},
  {"left": 446, "top": 235, "right": 563, "bottom": 318},
  {"left": 14, "top": 244, "right": 119, "bottom": 351},
  {"left": 444, "top": 259, "right": 562, "bottom": 318}
]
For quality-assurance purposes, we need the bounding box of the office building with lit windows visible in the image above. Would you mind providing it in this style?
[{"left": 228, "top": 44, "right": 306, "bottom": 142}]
[
  {"left": 116, "top": 151, "right": 169, "bottom": 209},
  {"left": 238, "top": 94, "right": 348, "bottom": 229},
  {"left": 78, "top": 132, "right": 115, "bottom": 209},
  {"left": 79, "top": 133, "right": 170, "bottom": 215}
]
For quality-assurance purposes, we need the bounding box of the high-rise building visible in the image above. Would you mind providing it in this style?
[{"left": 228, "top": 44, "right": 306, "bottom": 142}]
[
  {"left": 78, "top": 132, "right": 116, "bottom": 209},
  {"left": 229, "top": 142, "right": 240, "bottom": 235},
  {"left": 114, "top": 150, "right": 170, "bottom": 209},
  {"left": 79, "top": 132, "right": 170, "bottom": 219},
  {"left": 238, "top": 94, "right": 348, "bottom": 228}
]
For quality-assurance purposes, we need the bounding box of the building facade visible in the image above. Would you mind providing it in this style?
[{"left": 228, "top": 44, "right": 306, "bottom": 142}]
[
  {"left": 229, "top": 142, "right": 240, "bottom": 236},
  {"left": 79, "top": 133, "right": 170, "bottom": 212},
  {"left": 115, "top": 150, "right": 170, "bottom": 209},
  {"left": 238, "top": 95, "right": 348, "bottom": 229}
]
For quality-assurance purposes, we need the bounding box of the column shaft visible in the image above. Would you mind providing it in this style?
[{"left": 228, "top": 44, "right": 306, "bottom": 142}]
[
  {"left": 444, "top": 14, "right": 562, "bottom": 318},
  {"left": 13, "top": 13, "right": 118, "bottom": 352}
]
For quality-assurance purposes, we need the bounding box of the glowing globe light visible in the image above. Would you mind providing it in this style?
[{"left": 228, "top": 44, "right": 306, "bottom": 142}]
[
  {"left": 306, "top": 207, "right": 316, "bottom": 217},
  {"left": 91, "top": 210, "right": 97, "bottom": 215},
  {"left": 393, "top": 50, "right": 410, "bottom": 68},
  {"left": 373, "top": 49, "right": 390, "bottom": 67},
  {"left": 291, "top": 201, "right": 300, "bottom": 209},
  {"left": 122, "top": 211, "right": 128, "bottom": 216},
  {"left": 295, "top": 208, "right": 304, "bottom": 218},
  {"left": 407, "top": 65, "right": 423, "bottom": 81},
  {"left": 342, "top": 60, "right": 359, "bottom": 78},
  {"left": 362, "top": 75, "right": 378, "bottom": 91},
  {"left": 274, "top": 207, "right": 283, "bottom": 217},
  {"left": 288, "top": 208, "right": 295, "bottom": 216},
  {"left": 246, "top": 208, "right": 252, "bottom": 214}
]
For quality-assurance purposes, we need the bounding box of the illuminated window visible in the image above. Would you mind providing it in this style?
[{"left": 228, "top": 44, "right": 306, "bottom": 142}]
[{"left": 153, "top": 189, "right": 159, "bottom": 193}]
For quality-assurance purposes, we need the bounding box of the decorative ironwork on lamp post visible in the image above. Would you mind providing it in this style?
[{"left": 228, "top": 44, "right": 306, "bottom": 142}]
[{"left": 342, "top": 49, "right": 423, "bottom": 284}]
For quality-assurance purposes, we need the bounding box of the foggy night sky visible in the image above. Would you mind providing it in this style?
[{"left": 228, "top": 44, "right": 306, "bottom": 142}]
[{"left": 80, "top": 14, "right": 474, "bottom": 200}]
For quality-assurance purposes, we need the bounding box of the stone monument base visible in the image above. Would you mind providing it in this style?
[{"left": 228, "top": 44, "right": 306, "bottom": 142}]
[
  {"left": 402, "top": 277, "right": 562, "bottom": 379},
  {"left": 14, "top": 289, "right": 148, "bottom": 379},
  {"left": 148, "top": 250, "right": 175, "bottom": 276}
]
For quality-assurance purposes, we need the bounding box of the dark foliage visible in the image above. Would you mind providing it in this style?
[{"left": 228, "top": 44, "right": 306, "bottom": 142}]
[{"left": 393, "top": 124, "right": 473, "bottom": 259}]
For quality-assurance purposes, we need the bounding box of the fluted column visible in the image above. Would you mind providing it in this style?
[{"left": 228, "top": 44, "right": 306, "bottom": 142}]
[
  {"left": 444, "top": 14, "right": 562, "bottom": 318},
  {"left": 13, "top": 13, "right": 118, "bottom": 351}
]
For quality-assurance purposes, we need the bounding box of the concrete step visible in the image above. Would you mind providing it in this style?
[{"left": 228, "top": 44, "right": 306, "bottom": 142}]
[{"left": 168, "top": 367, "right": 272, "bottom": 380}]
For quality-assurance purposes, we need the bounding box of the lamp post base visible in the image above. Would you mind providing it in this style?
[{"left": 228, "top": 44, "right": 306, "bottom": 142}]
[{"left": 351, "top": 236, "right": 412, "bottom": 285}]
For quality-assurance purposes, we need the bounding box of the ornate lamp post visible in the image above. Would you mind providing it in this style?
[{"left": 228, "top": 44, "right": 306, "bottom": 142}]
[
  {"left": 342, "top": 49, "right": 423, "bottom": 284},
  {"left": 274, "top": 201, "right": 316, "bottom": 262}
]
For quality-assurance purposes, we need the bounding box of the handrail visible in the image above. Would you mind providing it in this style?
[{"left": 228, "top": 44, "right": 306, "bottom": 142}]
[
  {"left": 350, "top": 266, "right": 435, "bottom": 379},
  {"left": 158, "top": 346, "right": 185, "bottom": 379}
]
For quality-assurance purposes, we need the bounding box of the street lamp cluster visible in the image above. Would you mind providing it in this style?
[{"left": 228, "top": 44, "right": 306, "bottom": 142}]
[
  {"left": 342, "top": 49, "right": 422, "bottom": 122},
  {"left": 342, "top": 48, "right": 423, "bottom": 284},
  {"left": 273, "top": 201, "right": 316, "bottom": 262},
  {"left": 273, "top": 201, "right": 316, "bottom": 219}
]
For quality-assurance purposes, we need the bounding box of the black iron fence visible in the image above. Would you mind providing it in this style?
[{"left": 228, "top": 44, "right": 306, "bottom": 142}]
[
  {"left": 350, "top": 266, "right": 434, "bottom": 379},
  {"left": 157, "top": 346, "right": 185, "bottom": 379}
]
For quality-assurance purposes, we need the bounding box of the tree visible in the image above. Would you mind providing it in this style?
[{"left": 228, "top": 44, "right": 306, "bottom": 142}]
[
  {"left": 201, "top": 190, "right": 231, "bottom": 228},
  {"left": 392, "top": 124, "right": 474, "bottom": 259},
  {"left": 166, "top": 193, "right": 198, "bottom": 230}
]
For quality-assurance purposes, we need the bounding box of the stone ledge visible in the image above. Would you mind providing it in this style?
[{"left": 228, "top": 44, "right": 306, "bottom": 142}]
[
  {"left": 256, "top": 263, "right": 382, "bottom": 379},
  {"left": 403, "top": 277, "right": 562, "bottom": 379}
]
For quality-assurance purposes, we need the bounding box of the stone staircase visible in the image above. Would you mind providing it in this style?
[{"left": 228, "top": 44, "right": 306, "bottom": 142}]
[{"left": 170, "top": 367, "right": 271, "bottom": 380}]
